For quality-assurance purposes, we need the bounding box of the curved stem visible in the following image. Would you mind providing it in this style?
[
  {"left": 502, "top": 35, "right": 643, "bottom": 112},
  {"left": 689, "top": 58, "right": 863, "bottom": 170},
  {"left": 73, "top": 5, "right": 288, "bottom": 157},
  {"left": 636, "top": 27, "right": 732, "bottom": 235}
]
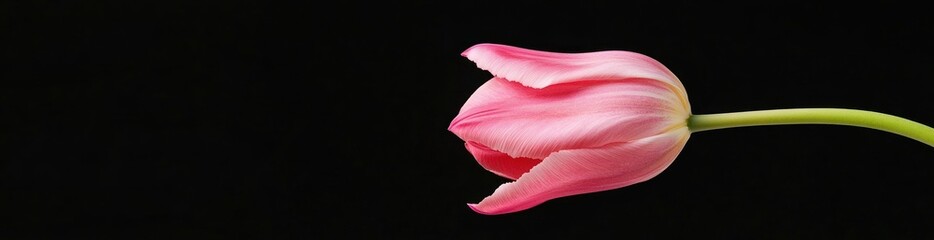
[{"left": 687, "top": 108, "right": 934, "bottom": 148}]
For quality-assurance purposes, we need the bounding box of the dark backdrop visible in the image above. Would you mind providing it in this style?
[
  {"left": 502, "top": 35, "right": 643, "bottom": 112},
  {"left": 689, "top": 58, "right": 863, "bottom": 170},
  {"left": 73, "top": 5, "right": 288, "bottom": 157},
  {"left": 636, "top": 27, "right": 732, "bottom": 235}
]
[{"left": 4, "top": 1, "right": 934, "bottom": 239}]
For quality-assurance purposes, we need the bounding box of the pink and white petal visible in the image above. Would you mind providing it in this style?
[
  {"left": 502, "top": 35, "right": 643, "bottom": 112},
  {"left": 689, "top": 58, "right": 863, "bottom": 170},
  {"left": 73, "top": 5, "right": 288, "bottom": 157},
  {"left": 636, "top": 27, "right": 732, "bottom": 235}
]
[
  {"left": 468, "top": 128, "right": 690, "bottom": 215},
  {"left": 462, "top": 43, "right": 687, "bottom": 104},
  {"left": 465, "top": 141, "right": 542, "bottom": 180},
  {"left": 450, "top": 77, "right": 688, "bottom": 160}
]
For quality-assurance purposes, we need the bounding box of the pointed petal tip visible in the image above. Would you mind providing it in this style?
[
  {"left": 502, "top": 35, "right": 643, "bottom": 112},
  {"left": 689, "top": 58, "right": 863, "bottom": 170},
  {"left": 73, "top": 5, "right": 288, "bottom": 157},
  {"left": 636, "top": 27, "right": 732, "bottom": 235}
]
[
  {"left": 448, "top": 113, "right": 469, "bottom": 133},
  {"left": 461, "top": 43, "right": 495, "bottom": 57},
  {"left": 447, "top": 117, "right": 465, "bottom": 135},
  {"left": 467, "top": 203, "right": 496, "bottom": 215}
]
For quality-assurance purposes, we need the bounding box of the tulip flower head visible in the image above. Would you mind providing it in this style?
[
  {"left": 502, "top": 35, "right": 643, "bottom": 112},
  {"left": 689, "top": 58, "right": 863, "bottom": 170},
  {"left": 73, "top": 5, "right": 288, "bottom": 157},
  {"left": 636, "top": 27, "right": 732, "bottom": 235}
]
[
  {"left": 449, "top": 44, "right": 692, "bottom": 215},
  {"left": 450, "top": 43, "right": 934, "bottom": 215}
]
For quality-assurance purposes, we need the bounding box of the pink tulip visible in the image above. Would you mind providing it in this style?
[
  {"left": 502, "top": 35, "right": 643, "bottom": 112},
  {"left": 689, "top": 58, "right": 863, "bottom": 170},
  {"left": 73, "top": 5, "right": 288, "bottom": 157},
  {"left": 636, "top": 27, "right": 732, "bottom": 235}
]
[{"left": 449, "top": 44, "right": 692, "bottom": 215}]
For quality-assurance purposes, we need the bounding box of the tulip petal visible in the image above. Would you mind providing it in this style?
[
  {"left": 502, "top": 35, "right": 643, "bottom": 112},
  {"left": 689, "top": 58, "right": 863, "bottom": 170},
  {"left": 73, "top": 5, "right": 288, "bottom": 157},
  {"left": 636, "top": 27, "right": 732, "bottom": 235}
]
[
  {"left": 465, "top": 141, "right": 542, "bottom": 180},
  {"left": 462, "top": 43, "right": 687, "bottom": 103},
  {"left": 468, "top": 128, "right": 690, "bottom": 215},
  {"left": 450, "top": 77, "right": 687, "bottom": 160}
]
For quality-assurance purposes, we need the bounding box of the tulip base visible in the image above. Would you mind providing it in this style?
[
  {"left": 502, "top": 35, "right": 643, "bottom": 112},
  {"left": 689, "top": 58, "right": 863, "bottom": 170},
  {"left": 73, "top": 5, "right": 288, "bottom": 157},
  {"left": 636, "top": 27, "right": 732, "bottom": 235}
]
[{"left": 687, "top": 108, "right": 934, "bottom": 148}]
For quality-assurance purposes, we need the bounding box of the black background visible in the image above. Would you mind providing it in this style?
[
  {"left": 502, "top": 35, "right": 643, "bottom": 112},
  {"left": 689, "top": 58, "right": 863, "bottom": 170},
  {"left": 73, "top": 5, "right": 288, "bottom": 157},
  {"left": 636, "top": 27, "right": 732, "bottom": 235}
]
[{"left": 4, "top": 1, "right": 934, "bottom": 239}]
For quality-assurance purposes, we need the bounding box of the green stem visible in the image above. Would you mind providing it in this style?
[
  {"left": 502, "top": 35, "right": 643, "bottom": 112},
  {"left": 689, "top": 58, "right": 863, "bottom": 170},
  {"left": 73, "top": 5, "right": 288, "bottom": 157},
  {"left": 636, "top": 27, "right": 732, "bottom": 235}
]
[{"left": 687, "top": 108, "right": 934, "bottom": 148}]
